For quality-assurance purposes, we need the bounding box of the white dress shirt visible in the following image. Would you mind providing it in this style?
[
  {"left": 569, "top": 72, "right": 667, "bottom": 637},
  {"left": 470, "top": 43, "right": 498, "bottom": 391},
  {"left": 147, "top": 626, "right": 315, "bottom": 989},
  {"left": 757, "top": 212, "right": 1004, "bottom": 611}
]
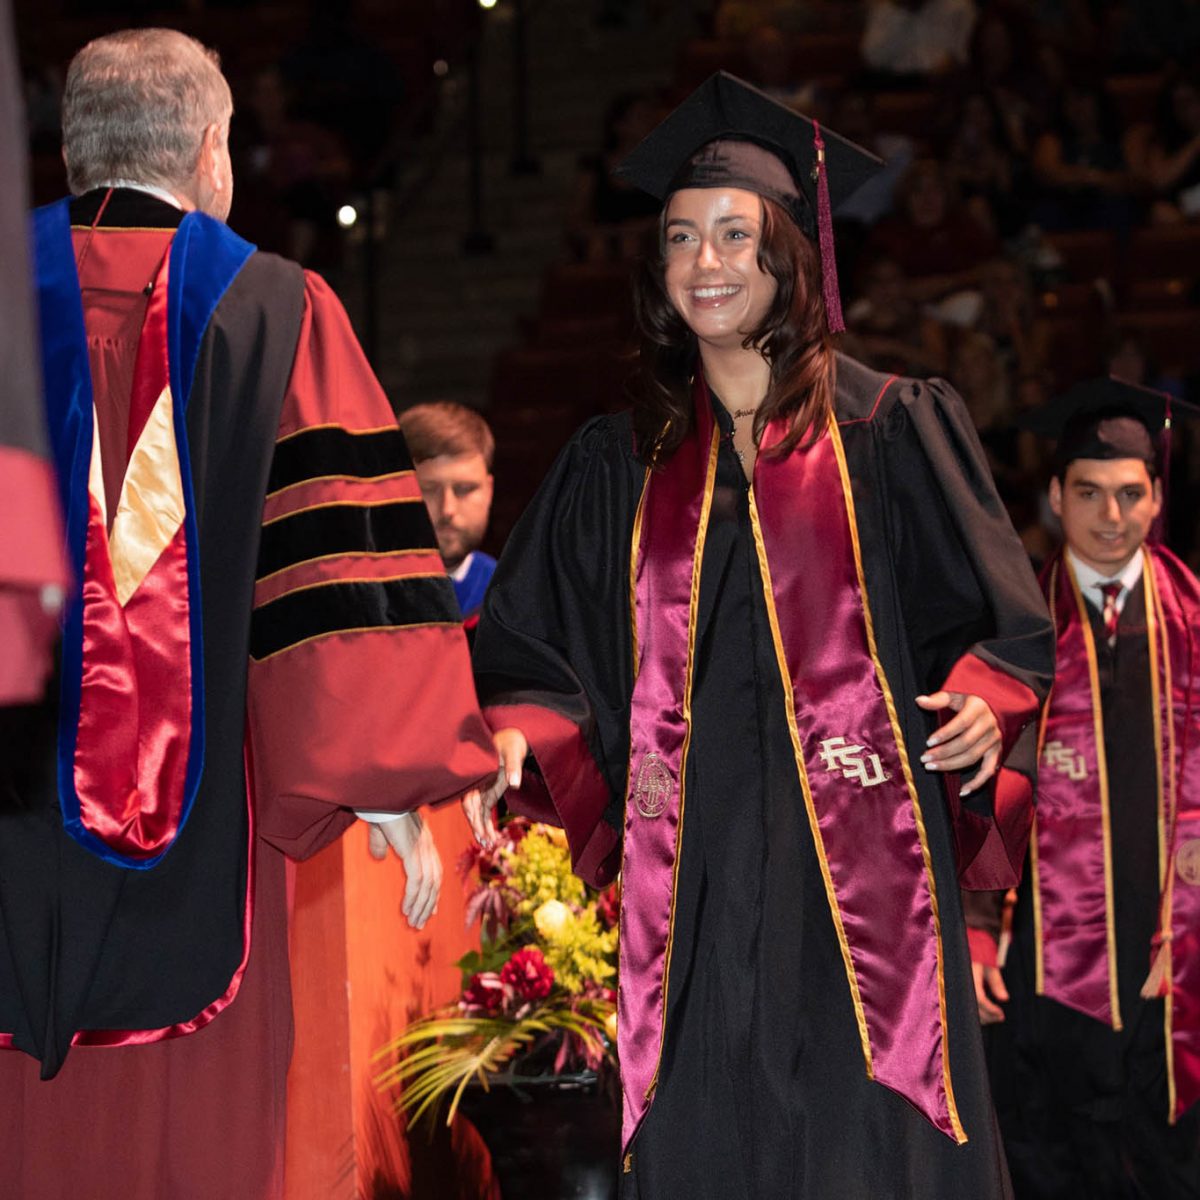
[
  {"left": 96, "top": 180, "right": 184, "bottom": 209},
  {"left": 1067, "top": 547, "right": 1145, "bottom": 619}
]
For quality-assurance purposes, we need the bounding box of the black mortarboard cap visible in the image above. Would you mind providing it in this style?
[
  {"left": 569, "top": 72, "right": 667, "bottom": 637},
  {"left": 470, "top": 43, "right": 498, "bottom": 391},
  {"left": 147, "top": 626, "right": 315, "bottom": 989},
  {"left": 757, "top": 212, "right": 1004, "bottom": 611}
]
[
  {"left": 615, "top": 72, "right": 882, "bottom": 232},
  {"left": 1021, "top": 377, "right": 1200, "bottom": 544},
  {"left": 1019, "top": 377, "right": 1199, "bottom": 472},
  {"left": 614, "top": 72, "right": 883, "bottom": 330}
]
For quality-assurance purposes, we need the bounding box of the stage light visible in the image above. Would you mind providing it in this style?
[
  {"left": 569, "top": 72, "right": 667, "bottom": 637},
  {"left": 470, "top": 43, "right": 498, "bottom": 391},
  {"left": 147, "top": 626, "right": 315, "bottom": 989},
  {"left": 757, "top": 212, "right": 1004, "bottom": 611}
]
[
  {"left": 337, "top": 205, "right": 358, "bottom": 229},
  {"left": 479, "top": 0, "right": 497, "bottom": 9}
]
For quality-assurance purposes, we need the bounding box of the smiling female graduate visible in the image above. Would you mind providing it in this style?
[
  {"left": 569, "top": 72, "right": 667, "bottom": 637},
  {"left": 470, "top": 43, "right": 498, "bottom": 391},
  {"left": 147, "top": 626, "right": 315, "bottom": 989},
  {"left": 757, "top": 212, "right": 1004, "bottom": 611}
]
[{"left": 463, "top": 73, "right": 1054, "bottom": 1198}]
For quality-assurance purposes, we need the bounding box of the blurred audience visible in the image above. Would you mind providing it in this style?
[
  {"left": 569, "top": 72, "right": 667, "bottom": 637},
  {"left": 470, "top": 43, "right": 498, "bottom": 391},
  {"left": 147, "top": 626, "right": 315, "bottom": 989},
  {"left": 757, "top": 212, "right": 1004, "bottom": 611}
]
[
  {"left": 742, "top": 23, "right": 821, "bottom": 110},
  {"left": 840, "top": 255, "right": 948, "bottom": 377},
  {"left": 1126, "top": 67, "right": 1200, "bottom": 225},
  {"left": 866, "top": 158, "right": 1000, "bottom": 300},
  {"left": 963, "top": 6, "right": 1048, "bottom": 155},
  {"left": 16, "top": 0, "right": 1198, "bottom": 567},
  {"left": 830, "top": 91, "right": 916, "bottom": 227},
  {"left": 279, "top": 4, "right": 405, "bottom": 184},
  {"left": 861, "top": 0, "right": 977, "bottom": 79},
  {"left": 569, "top": 91, "right": 663, "bottom": 261},
  {"left": 930, "top": 257, "right": 1053, "bottom": 382},
  {"left": 1105, "top": 331, "right": 1188, "bottom": 400},
  {"left": 1031, "top": 80, "right": 1138, "bottom": 232},
  {"left": 942, "top": 90, "right": 1027, "bottom": 237},
  {"left": 230, "top": 65, "right": 352, "bottom": 273}
]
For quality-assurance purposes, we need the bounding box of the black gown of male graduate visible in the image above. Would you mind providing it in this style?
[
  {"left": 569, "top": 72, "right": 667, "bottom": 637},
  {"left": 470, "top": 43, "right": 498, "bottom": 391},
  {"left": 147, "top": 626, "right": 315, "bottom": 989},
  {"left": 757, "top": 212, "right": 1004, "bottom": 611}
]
[
  {"left": 474, "top": 355, "right": 1052, "bottom": 1198},
  {"left": 985, "top": 580, "right": 1200, "bottom": 1198}
]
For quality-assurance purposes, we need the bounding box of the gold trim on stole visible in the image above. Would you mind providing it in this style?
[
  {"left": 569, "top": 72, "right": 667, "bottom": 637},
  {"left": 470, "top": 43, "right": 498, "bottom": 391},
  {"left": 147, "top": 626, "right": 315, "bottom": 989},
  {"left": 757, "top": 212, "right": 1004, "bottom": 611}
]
[
  {"left": 828, "top": 417, "right": 966, "bottom": 1143},
  {"left": 1146, "top": 562, "right": 1179, "bottom": 1121},
  {"left": 746, "top": 469, "right": 875, "bottom": 1083},
  {"left": 1065, "top": 557, "right": 1122, "bottom": 1030},
  {"left": 641, "top": 427, "right": 720, "bottom": 1100},
  {"left": 1031, "top": 563, "right": 1058, "bottom": 997},
  {"left": 629, "top": 467, "right": 652, "bottom": 680}
]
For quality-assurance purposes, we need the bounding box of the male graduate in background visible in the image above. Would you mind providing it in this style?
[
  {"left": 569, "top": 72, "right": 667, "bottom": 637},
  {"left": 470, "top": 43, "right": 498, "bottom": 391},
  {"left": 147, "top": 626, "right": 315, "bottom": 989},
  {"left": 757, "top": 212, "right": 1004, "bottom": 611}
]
[
  {"left": 397, "top": 401, "right": 497, "bottom": 629},
  {"left": 968, "top": 379, "right": 1200, "bottom": 1198},
  {"left": 0, "top": 29, "right": 497, "bottom": 1200}
]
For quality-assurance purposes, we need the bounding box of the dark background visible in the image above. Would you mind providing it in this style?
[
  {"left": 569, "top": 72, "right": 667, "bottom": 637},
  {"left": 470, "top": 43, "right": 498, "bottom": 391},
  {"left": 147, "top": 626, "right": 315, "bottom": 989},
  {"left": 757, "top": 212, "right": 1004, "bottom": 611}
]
[{"left": 14, "top": 0, "right": 1200, "bottom": 564}]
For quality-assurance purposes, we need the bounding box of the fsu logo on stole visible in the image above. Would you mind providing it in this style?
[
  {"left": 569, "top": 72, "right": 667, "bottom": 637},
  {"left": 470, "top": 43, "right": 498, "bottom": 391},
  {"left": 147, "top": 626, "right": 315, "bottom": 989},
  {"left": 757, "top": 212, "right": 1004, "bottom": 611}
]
[
  {"left": 818, "top": 736, "right": 888, "bottom": 788},
  {"left": 633, "top": 752, "right": 672, "bottom": 818},
  {"left": 1043, "top": 739, "right": 1088, "bottom": 781}
]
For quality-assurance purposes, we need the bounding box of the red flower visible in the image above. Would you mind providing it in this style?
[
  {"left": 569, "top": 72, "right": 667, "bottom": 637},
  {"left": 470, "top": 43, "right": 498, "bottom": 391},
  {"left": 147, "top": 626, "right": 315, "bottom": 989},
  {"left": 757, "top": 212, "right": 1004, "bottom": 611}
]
[
  {"left": 595, "top": 885, "right": 620, "bottom": 930},
  {"left": 500, "top": 947, "right": 555, "bottom": 1002},
  {"left": 462, "top": 972, "right": 505, "bottom": 1014}
]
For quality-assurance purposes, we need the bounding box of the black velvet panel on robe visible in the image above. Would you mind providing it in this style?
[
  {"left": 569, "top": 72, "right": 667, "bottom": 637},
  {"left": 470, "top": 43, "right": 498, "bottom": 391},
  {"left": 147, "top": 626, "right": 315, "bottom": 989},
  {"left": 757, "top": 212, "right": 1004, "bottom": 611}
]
[
  {"left": 990, "top": 582, "right": 1200, "bottom": 1200},
  {"left": 474, "top": 355, "right": 1054, "bottom": 1198},
  {"left": 0, "top": 196, "right": 306, "bottom": 1077}
]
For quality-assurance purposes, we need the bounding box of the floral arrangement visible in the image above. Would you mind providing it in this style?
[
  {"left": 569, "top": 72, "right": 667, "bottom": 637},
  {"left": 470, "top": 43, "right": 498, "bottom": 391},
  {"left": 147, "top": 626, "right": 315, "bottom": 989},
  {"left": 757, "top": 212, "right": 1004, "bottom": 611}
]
[{"left": 375, "top": 818, "right": 620, "bottom": 1125}]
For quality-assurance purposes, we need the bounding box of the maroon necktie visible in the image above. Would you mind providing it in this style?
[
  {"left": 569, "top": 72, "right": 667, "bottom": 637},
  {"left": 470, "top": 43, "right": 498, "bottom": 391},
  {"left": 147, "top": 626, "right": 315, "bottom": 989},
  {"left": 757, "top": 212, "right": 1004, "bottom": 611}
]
[{"left": 1100, "top": 581, "right": 1122, "bottom": 647}]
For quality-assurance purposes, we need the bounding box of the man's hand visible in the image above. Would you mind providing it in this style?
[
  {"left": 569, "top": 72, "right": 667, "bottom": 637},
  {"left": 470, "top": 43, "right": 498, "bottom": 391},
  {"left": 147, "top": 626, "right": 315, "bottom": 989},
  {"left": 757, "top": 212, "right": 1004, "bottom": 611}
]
[
  {"left": 366, "top": 811, "right": 442, "bottom": 930},
  {"left": 462, "top": 728, "right": 528, "bottom": 849},
  {"left": 972, "top": 959, "right": 1010, "bottom": 1024},
  {"left": 916, "top": 691, "right": 1002, "bottom": 796}
]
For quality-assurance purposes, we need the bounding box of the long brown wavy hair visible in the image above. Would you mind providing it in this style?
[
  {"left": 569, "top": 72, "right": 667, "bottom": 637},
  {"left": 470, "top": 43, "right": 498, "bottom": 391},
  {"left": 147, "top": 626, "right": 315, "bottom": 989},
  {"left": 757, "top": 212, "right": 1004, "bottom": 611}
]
[{"left": 631, "top": 195, "right": 836, "bottom": 465}]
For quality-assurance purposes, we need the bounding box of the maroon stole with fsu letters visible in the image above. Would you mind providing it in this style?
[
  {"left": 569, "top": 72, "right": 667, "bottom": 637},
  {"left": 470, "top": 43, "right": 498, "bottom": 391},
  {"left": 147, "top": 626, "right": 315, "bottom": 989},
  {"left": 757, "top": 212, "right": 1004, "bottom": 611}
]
[
  {"left": 617, "top": 376, "right": 967, "bottom": 1156},
  {"left": 1037, "top": 547, "right": 1200, "bottom": 1120}
]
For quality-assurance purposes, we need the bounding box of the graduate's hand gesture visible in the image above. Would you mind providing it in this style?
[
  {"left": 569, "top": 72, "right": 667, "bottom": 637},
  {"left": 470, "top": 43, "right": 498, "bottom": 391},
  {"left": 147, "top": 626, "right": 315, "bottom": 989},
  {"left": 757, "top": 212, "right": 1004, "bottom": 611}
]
[
  {"left": 365, "top": 811, "right": 442, "bottom": 930},
  {"left": 462, "top": 728, "right": 528, "bottom": 850},
  {"left": 972, "top": 958, "right": 1010, "bottom": 1025},
  {"left": 915, "top": 691, "right": 1002, "bottom": 796}
]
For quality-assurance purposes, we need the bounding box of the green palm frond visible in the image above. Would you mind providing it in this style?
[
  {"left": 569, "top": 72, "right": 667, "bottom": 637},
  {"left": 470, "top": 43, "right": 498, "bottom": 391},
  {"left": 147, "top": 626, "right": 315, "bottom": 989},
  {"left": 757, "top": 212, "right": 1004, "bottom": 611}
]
[{"left": 374, "top": 1000, "right": 615, "bottom": 1127}]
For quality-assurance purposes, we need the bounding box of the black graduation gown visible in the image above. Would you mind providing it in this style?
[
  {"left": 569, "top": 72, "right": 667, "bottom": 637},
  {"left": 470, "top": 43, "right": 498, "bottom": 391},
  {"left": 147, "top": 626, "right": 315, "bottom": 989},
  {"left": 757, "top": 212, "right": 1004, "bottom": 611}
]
[
  {"left": 474, "top": 355, "right": 1053, "bottom": 1198},
  {"left": 990, "top": 583, "right": 1200, "bottom": 1200}
]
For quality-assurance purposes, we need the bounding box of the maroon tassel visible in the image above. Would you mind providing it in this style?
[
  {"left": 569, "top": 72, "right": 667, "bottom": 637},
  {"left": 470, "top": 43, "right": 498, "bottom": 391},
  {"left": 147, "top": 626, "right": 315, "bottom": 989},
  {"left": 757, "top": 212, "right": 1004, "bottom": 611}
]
[
  {"left": 811, "top": 121, "right": 844, "bottom": 333},
  {"left": 1152, "top": 393, "right": 1172, "bottom": 544}
]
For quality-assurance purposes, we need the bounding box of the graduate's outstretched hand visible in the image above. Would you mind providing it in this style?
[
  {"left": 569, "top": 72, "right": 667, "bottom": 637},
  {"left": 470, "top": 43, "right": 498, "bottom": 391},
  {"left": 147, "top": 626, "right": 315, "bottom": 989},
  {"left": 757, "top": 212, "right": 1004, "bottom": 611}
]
[
  {"left": 915, "top": 691, "right": 1002, "bottom": 796},
  {"left": 972, "top": 959, "right": 1009, "bottom": 1025},
  {"left": 462, "top": 728, "right": 528, "bottom": 850},
  {"left": 366, "top": 811, "right": 442, "bottom": 930}
]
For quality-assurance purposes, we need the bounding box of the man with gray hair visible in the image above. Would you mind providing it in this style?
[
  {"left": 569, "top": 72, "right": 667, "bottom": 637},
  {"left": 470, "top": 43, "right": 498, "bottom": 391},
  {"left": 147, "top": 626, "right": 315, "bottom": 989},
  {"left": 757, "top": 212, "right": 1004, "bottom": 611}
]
[{"left": 0, "top": 28, "right": 497, "bottom": 1199}]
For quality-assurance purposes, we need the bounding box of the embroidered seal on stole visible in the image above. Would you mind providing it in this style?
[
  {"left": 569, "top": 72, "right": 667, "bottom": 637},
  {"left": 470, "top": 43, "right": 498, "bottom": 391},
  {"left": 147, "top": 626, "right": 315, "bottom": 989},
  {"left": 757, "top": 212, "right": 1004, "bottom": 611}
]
[
  {"left": 1177, "top": 838, "right": 1200, "bottom": 887},
  {"left": 633, "top": 752, "right": 672, "bottom": 818}
]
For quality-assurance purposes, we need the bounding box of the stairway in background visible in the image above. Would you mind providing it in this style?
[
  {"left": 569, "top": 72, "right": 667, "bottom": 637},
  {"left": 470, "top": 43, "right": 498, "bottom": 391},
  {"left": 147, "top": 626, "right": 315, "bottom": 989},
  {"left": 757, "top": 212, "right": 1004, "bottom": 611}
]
[{"left": 354, "top": 0, "right": 711, "bottom": 411}]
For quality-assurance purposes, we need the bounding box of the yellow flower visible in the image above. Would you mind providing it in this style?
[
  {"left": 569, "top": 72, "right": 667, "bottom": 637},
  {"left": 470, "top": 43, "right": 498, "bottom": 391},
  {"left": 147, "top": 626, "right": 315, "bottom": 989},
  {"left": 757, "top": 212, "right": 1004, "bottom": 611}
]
[
  {"left": 533, "top": 898, "right": 572, "bottom": 939},
  {"left": 538, "top": 825, "right": 569, "bottom": 851},
  {"left": 604, "top": 1011, "right": 618, "bottom": 1042}
]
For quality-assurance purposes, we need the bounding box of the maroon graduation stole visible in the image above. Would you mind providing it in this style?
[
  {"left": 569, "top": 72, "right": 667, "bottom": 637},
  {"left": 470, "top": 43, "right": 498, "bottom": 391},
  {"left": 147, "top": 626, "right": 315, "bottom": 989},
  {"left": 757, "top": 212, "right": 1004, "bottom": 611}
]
[
  {"left": 618, "top": 377, "right": 965, "bottom": 1155},
  {"left": 1036, "top": 547, "right": 1200, "bottom": 1119}
]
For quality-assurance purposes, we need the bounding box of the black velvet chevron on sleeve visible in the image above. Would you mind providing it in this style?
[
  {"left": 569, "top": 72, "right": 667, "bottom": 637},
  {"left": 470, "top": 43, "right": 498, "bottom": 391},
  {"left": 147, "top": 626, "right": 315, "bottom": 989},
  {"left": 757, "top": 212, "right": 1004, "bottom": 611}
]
[
  {"left": 249, "top": 575, "right": 458, "bottom": 660},
  {"left": 266, "top": 425, "right": 415, "bottom": 495},
  {"left": 256, "top": 498, "right": 436, "bottom": 580}
]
